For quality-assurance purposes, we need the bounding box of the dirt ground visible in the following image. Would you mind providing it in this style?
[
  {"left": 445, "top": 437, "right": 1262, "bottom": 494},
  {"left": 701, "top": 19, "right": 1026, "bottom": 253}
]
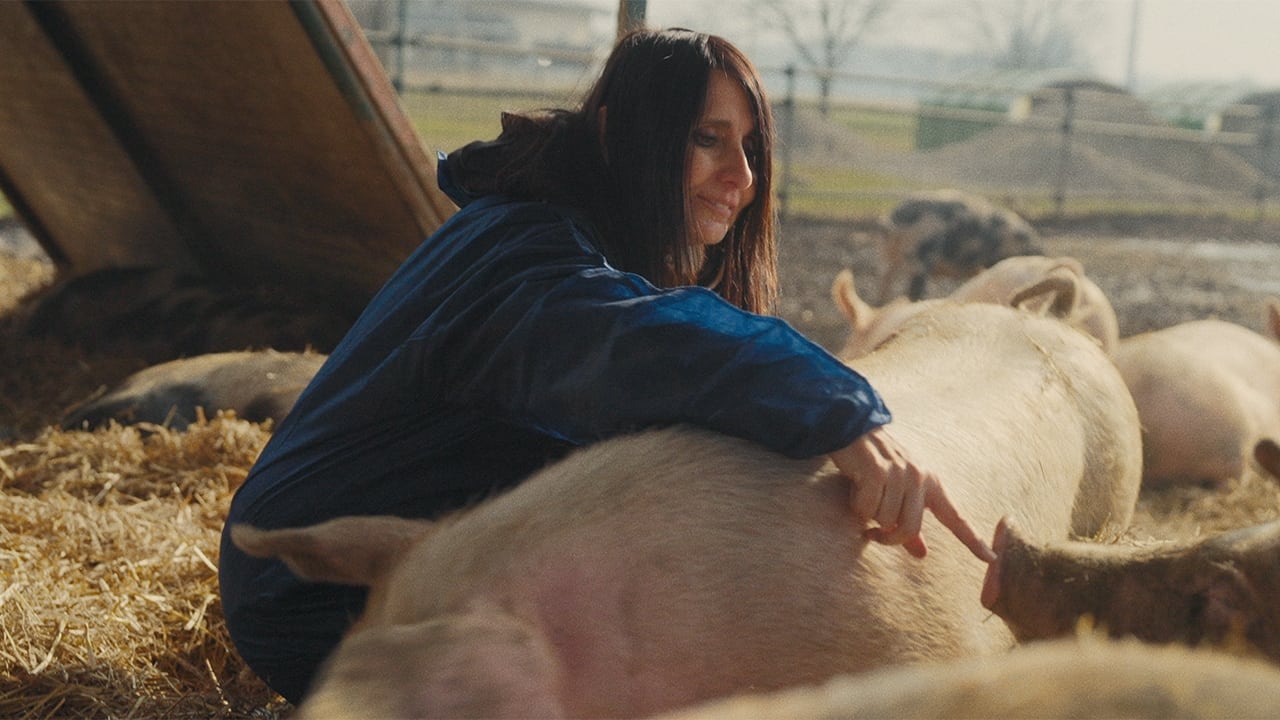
[
  {"left": 772, "top": 211, "right": 1280, "bottom": 543},
  {"left": 778, "top": 212, "right": 1280, "bottom": 355}
]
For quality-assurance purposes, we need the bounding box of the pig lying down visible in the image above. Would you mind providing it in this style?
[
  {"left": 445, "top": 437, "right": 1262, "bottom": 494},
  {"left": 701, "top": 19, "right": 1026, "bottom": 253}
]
[
  {"left": 982, "top": 516, "right": 1280, "bottom": 663},
  {"left": 232, "top": 301, "right": 1142, "bottom": 718},
  {"left": 60, "top": 350, "right": 326, "bottom": 431},
  {"left": 1114, "top": 303, "right": 1280, "bottom": 486},
  {"left": 656, "top": 637, "right": 1280, "bottom": 719}
]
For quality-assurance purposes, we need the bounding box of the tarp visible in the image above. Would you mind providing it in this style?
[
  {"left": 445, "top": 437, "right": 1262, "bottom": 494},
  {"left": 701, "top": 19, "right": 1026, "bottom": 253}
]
[{"left": 0, "top": 0, "right": 456, "bottom": 314}]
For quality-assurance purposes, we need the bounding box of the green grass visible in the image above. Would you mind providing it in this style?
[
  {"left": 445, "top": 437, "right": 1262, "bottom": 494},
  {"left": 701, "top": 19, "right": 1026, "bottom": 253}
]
[
  {"left": 1027, "top": 198, "right": 1280, "bottom": 225},
  {"left": 398, "top": 89, "right": 574, "bottom": 154},
  {"left": 780, "top": 163, "right": 914, "bottom": 219},
  {"left": 822, "top": 104, "right": 918, "bottom": 153}
]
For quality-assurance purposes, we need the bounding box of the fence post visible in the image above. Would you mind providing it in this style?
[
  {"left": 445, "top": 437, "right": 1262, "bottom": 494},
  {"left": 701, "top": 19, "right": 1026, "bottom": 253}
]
[
  {"left": 779, "top": 64, "right": 796, "bottom": 223},
  {"left": 391, "top": 0, "right": 408, "bottom": 93},
  {"left": 617, "top": 0, "right": 647, "bottom": 37},
  {"left": 1053, "top": 86, "right": 1075, "bottom": 218},
  {"left": 1256, "top": 103, "right": 1278, "bottom": 223}
]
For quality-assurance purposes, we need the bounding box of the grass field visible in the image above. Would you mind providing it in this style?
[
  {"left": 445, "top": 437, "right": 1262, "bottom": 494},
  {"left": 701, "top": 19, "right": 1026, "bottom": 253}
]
[{"left": 398, "top": 88, "right": 575, "bottom": 156}]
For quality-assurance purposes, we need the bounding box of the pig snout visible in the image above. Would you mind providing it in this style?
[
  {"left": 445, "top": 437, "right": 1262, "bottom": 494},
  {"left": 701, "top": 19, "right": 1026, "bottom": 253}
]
[{"left": 981, "top": 517, "right": 1280, "bottom": 662}]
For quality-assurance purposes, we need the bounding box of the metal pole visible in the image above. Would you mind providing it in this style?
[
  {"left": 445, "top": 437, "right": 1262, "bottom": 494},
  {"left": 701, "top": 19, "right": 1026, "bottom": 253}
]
[
  {"left": 617, "top": 0, "right": 647, "bottom": 38},
  {"left": 1125, "top": 0, "right": 1142, "bottom": 92},
  {"left": 393, "top": 0, "right": 408, "bottom": 93},
  {"left": 779, "top": 65, "right": 796, "bottom": 223},
  {"left": 1053, "top": 87, "right": 1076, "bottom": 218},
  {"left": 1256, "top": 103, "right": 1278, "bottom": 223}
]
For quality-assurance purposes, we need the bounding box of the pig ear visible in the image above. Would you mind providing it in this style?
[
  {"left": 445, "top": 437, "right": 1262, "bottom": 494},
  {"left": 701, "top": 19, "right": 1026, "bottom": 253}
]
[
  {"left": 832, "top": 269, "right": 876, "bottom": 331},
  {"left": 231, "top": 516, "right": 433, "bottom": 586},
  {"left": 1048, "top": 256, "right": 1085, "bottom": 276},
  {"left": 1010, "top": 272, "right": 1079, "bottom": 319},
  {"left": 1194, "top": 563, "right": 1258, "bottom": 646},
  {"left": 1266, "top": 297, "right": 1280, "bottom": 342},
  {"left": 1255, "top": 439, "right": 1280, "bottom": 481},
  {"left": 1196, "top": 521, "right": 1280, "bottom": 644}
]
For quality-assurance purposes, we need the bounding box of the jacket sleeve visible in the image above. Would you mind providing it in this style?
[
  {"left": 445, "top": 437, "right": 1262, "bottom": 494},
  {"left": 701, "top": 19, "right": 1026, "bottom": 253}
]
[{"left": 431, "top": 223, "right": 891, "bottom": 460}]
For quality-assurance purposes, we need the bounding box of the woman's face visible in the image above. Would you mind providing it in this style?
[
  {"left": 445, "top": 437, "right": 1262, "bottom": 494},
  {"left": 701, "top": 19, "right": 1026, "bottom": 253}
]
[{"left": 685, "top": 70, "right": 758, "bottom": 246}]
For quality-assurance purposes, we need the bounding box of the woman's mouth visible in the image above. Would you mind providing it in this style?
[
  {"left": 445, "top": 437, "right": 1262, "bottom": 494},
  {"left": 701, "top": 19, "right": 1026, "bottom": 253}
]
[{"left": 699, "top": 195, "right": 736, "bottom": 222}]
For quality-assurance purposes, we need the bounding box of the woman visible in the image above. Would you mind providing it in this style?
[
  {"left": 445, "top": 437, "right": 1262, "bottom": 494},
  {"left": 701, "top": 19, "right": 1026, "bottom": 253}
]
[{"left": 219, "top": 27, "right": 993, "bottom": 704}]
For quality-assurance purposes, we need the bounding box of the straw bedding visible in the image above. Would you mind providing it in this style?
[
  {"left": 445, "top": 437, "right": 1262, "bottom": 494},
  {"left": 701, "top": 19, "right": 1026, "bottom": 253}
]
[
  {"left": 3, "top": 218, "right": 1280, "bottom": 717},
  {"left": 2, "top": 255, "right": 287, "bottom": 717}
]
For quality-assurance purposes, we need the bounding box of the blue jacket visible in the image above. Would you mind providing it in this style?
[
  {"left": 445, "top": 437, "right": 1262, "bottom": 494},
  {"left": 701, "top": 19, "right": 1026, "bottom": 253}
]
[
  {"left": 227, "top": 155, "right": 889, "bottom": 529},
  {"left": 218, "top": 153, "right": 890, "bottom": 701}
]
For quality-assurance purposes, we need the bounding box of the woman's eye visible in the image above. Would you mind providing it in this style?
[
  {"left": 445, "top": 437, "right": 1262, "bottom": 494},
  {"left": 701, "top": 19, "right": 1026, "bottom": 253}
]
[{"left": 693, "top": 130, "right": 717, "bottom": 147}]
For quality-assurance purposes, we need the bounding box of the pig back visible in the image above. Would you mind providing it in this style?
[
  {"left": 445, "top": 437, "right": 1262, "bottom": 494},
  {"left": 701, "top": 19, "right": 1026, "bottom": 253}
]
[
  {"left": 851, "top": 302, "right": 1142, "bottom": 541},
  {"left": 655, "top": 637, "right": 1280, "bottom": 720},
  {"left": 1117, "top": 319, "right": 1280, "bottom": 403},
  {"left": 387, "top": 428, "right": 964, "bottom": 711},
  {"left": 1115, "top": 319, "right": 1280, "bottom": 485}
]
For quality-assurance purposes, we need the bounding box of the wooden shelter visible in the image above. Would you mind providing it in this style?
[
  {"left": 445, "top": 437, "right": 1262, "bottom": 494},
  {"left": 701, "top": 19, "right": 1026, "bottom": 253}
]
[{"left": 0, "top": 0, "right": 456, "bottom": 314}]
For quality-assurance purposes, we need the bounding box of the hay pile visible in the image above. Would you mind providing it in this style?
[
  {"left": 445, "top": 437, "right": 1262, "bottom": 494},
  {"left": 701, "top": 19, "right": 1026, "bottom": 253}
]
[
  {"left": 0, "top": 419, "right": 283, "bottom": 719},
  {"left": 2, "top": 253, "right": 287, "bottom": 717}
]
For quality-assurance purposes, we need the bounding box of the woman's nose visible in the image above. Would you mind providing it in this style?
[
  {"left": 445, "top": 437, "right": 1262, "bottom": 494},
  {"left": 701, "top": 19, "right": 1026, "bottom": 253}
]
[{"left": 720, "top": 145, "right": 754, "bottom": 189}]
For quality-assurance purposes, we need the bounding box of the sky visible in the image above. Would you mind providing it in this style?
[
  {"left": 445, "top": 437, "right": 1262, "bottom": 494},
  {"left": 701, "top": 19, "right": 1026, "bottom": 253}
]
[
  {"left": 601, "top": 0, "right": 1280, "bottom": 91},
  {"left": 1115, "top": 0, "right": 1280, "bottom": 87}
]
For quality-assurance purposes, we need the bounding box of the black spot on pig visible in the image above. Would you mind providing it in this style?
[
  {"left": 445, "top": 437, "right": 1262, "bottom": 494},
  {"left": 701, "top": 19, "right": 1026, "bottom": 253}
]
[{"left": 879, "top": 190, "right": 1042, "bottom": 302}]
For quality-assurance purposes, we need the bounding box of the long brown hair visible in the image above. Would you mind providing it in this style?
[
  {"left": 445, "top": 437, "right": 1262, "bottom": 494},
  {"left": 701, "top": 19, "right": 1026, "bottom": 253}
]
[{"left": 447, "top": 28, "right": 778, "bottom": 314}]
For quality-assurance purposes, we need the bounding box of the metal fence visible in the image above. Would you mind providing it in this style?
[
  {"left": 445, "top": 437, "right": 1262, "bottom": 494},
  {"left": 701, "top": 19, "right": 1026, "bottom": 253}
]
[
  {"left": 366, "top": 30, "right": 1280, "bottom": 223},
  {"left": 765, "top": 64, "right": 1279, "bottom": 222}
]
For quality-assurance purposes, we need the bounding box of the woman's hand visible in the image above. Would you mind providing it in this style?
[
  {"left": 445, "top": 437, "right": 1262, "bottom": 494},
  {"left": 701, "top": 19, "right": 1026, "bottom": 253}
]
[{"left": 828, "top": 426, "right": 996, "bottom": 563}]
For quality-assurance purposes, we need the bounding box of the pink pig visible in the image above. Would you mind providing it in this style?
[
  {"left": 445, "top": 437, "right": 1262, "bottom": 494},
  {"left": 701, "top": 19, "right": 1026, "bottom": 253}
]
[
  {"left": 1114, "top": 300, "right": 1280, "bottom": 486},
  {"left": 830, "top": 254, "right": 1113, "bottom": 359},
  {"left": 232, "top": 301, "right": 1141, "bottom": 718}
]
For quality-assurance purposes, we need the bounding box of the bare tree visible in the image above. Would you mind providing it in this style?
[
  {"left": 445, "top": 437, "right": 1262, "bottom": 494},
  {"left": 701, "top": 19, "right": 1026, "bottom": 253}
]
[
  {"left": 958, "top": 0, "right": 1099, "bottom": 72},
  {"left": 750, "top": 0, "right": 894, "bottom": 116}
]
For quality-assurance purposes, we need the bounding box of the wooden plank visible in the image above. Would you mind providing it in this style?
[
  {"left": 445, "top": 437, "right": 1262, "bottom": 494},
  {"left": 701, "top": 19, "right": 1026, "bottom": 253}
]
[
  {"left": 301, "top": 0, "right": 456, "bottom": 231},
  {"left": 0, "top": 0, "right": 455, "bottom": 313},
  {"left": 0, "top": 2, "right": 193, "bottom": 271}
]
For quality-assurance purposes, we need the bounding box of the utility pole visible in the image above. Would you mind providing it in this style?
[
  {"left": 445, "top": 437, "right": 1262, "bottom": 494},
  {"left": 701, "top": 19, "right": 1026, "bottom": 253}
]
[
  {"left": 1125, "top": 0, "right": 1142, "bottom": 91},
  {"left": 618, "top": 0, "right": 647, "bottom": 38},
  {"left": 393, "top": 0, "right": 408, "bottom": 92}
]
